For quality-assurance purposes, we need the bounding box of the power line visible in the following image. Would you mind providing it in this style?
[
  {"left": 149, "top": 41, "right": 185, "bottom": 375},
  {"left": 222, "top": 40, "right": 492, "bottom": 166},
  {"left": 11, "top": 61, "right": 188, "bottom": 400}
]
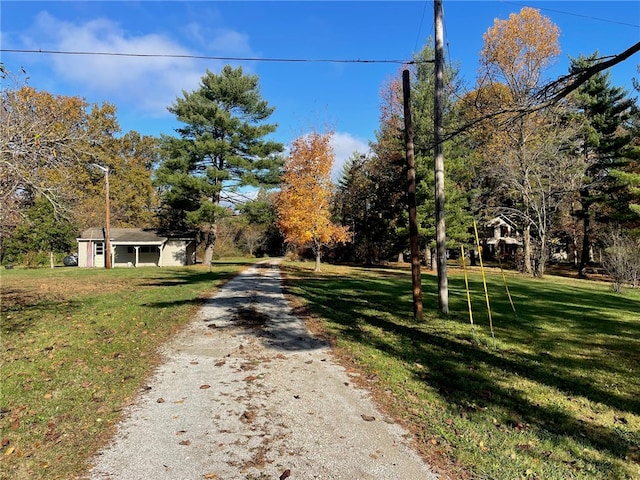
[
  {"left": 413, "top": 1, "right": 429, "bottom": 54},
  {"left": 498, "top": 1, "right": 640, "bottom": 28},
  {"left": 0, "top": 48, "right": 434, "bottom": 65}
]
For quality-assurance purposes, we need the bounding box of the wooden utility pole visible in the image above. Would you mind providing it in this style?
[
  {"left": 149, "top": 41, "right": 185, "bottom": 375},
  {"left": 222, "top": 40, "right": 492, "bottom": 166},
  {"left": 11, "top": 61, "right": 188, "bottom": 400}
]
[
  {"left": 104, "top": 166, "right": 111, "bottom": 269},
  {"left": 434, "top": 0, "right": 449, "bottom": 313},
  {"left": 402, "top": 69, "right": 423, "bottom": 321},
  {"left": 93, "top": 163, "right": 112, "bottom": 269}
]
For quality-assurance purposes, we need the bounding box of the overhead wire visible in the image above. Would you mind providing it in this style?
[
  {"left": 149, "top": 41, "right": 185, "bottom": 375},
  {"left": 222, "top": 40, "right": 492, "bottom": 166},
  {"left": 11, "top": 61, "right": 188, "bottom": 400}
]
[
  {"left": 440, "top": 0, "right": 640, "bottom": 104},
  {"left": 3, "top": 2, "right": 634, "bottom": 80},
  {"left": 0, "top": 48, "right": 433, "bottom": 64},
  {"left": 442, "top": 1, "right": 475, "bottom": 103},
  {"left": 413, "top": 1, "right": 430, "bottom": 55},
  {"left": 497, "top": 0, "right": 640, "bottom": 28},
  {"left": 3, "top": 2, "right": 634, "bottom": 68}
]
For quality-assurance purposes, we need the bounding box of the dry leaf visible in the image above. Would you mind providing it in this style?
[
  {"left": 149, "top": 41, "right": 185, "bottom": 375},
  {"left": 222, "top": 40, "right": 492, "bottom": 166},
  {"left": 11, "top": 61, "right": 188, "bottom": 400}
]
[
  {"left": 200, "top": 385, "right": 211, "bottom": 389},
  {"left": 240, "top": 411, "right": 256, "bottom": 424},
  {"left": 179, "top": 440, "right": 191, "bottom": 446},
  {"left": 361, "top": 414, "right": 376, "bottom": 422},
  {"left": 280, "top": 469, "right": 291, "bottom": 480}
]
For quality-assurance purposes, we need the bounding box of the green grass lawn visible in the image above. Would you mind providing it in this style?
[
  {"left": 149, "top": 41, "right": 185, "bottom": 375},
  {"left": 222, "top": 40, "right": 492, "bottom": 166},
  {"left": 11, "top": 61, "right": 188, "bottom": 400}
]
[
  {"left": 282, "top": 262, "right": 640, "bottom": 480},
  {"left": 0, "top": 261, "right": 255, "bottom": 480},
  {"left": 2, "top": 260, "right": 638, "bottom": 479}
]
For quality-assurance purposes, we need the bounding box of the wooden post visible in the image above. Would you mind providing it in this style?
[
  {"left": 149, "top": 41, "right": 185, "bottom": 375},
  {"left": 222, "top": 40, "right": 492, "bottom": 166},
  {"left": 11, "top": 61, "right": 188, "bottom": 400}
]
[
  {"left": 104, "top": 167, "right": 112, "bottom": 269},
  {"left": 434, "top": 0, "right": 448, "bottom": 313},
  {"left": 402, "top": 69, "right": 423, "bottom": 321}
]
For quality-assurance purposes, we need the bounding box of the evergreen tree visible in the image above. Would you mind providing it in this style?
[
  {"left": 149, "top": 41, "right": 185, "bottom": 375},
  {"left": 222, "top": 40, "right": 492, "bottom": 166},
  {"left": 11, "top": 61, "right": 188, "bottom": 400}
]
[
  {"left": 155, "top": 66, "right": 284, "bottom": 264},
  {"left": 569, "top": 53, "right": 637, "bottom": 271},
  {"left": 334, "top": 152, "right": 405, "bottom": 264},
  {"left": 239, "top": 189, "right": 284, "bottom": 256},
  {"left": 336, "top": 42, "right": 471, "bottom": 265},
  {"left": 410, "top": 43, "right": 473, "bottom": 262}
]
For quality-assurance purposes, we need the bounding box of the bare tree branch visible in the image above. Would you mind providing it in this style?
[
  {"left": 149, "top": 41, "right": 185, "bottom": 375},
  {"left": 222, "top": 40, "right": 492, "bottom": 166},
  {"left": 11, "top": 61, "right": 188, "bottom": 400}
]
[
  {"left": 536, "top": 41, "right": 640, "bottom": 103},
  {"left": 440, "top": 41, "right": 640, "bottom": 146}
]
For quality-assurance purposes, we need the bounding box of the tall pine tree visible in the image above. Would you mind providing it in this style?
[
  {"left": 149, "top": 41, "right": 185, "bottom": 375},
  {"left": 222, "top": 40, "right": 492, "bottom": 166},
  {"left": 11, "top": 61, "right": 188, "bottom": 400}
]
[
  {"left": 155, "top": 66, "right": 283, "bottom": 263},
  {"left": 569, "top": 53, "right": 637, "bottom": 271}
]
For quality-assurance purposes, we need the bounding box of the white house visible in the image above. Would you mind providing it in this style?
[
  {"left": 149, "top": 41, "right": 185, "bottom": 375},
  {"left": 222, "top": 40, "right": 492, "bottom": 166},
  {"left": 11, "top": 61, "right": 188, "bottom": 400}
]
[
  {"left": 484, "top": 216, "right": 523, "bottom": 260},
  {"left": 77, "top": 228, "right": 196, "bottom": 268}
]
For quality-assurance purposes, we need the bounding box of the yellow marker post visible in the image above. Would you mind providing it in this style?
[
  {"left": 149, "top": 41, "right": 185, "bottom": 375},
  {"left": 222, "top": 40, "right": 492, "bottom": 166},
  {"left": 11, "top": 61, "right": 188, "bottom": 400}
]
[
  {"left": 473, "top": 220, "right": 495, "bottom": 345},
  {"left": 497, "top": 254, "right": 518, "bottom": 320},
  {"left": 460, "top": 245, "right": 475, "bottom": 334}
]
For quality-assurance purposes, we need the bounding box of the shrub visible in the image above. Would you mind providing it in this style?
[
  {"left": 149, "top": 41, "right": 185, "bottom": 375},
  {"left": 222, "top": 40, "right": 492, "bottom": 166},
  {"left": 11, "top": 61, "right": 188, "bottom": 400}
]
[{"left": 603, "top": 230, "right": 640, "bottom": 292}]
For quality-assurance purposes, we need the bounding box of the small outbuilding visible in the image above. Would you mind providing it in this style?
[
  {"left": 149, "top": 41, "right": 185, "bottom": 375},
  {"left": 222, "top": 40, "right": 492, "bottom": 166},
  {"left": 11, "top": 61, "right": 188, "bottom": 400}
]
[{"left": 77, "top": 228, "right": 196, "bottom": 268}]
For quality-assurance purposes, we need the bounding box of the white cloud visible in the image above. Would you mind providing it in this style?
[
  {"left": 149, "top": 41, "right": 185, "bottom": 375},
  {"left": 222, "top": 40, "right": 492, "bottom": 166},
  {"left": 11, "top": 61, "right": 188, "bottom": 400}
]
[
  {"left": 209, "top": 29, "right": 253, "bottom": 55},
  {"left": 330, "top": 132, "right": 370, "bottom": 181},
  {"left": 21, "top": 12, "right": 255, "bottom": 116}
]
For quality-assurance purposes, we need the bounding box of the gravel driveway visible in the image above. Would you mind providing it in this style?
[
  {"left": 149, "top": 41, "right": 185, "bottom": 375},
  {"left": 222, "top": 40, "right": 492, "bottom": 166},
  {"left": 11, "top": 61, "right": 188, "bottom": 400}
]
[{"left": 89, "top": 260, "right": 439, "bottom": 480}]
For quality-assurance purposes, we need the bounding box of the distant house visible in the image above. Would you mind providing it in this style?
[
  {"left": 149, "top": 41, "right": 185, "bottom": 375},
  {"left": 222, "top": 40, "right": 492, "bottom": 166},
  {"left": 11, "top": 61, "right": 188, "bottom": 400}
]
[
  {"left": 77, "top": 228, "right": 197, "bottom": 268},
  {"left": 483, "top": 216, "right": 523, "bottom": 260}
]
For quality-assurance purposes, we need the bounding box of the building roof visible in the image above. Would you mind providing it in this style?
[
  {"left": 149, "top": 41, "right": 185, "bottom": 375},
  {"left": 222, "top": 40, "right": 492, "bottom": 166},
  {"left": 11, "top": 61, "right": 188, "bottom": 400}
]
[
  {"left": 78, "top": 228, "right": 194, "bottom": 244},
  {"left": 486, "top": 237, "right": 523, "bottom": 245},
  {"left": 487, "top": 215, "right": 519, "bottom": 229}
]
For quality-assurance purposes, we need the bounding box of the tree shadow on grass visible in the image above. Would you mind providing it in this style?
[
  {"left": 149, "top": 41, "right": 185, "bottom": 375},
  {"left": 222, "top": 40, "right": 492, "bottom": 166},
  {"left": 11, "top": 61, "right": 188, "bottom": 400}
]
[
  {"left": 0, "top": 289, "right": 84, "bottom": 335},
  {"left": 1, "top": 268, "right": 243, "bottom": 336},
  {"left": 287, "top": 269, "right": 639, "bottom": 473},
  {"left": 140, "top": 269, "right": 242, "bottom": 288}
]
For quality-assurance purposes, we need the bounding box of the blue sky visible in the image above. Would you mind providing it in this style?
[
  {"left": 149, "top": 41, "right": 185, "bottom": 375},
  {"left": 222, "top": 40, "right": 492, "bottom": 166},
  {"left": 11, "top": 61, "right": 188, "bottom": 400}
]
[{"left": 2, "top": 1, "right": 639, "bottom": 176}]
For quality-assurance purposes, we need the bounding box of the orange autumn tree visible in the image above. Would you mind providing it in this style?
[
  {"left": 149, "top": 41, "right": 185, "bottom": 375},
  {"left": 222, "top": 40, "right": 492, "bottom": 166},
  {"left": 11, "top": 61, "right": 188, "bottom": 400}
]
[
  {"left": 472, "top": 6, "right": 567, "bottom": 276},
  {"left": 277, "top": 131, "right": 351, "bottom": 272}
]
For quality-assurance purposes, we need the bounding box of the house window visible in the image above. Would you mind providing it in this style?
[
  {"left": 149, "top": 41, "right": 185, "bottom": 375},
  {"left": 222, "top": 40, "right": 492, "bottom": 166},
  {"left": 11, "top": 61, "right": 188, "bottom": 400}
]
[{"left": 95, "top": 243, "right": 104, "bottom": 255}]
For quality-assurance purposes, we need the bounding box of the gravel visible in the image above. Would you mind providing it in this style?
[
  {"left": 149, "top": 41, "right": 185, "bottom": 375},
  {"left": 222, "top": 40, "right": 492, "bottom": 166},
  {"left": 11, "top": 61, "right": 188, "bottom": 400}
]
[{"left": 88, "top": 260, "right": 440, "bottom": 480}]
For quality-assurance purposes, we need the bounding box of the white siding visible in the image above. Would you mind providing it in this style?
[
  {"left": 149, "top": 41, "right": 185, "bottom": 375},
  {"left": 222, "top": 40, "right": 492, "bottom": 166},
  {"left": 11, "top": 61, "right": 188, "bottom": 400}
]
[{"left": 160, "top": 240, "right": 190, "bottom": 267}]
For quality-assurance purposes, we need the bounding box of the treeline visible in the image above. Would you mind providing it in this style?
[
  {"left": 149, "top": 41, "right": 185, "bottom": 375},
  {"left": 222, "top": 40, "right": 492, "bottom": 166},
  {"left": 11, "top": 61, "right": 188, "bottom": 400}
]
[
  {"left": 333, "top": 7, "right": 640, "bottom": 280},
  {"left": 1, "top": 73, "right": 160, "bottom": 266},
  {"left": 0, "top": 65, "right": 285, "bottom": 266},
  {"left": 1, "top": 7, "right": 638, "bottom": 279}
]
